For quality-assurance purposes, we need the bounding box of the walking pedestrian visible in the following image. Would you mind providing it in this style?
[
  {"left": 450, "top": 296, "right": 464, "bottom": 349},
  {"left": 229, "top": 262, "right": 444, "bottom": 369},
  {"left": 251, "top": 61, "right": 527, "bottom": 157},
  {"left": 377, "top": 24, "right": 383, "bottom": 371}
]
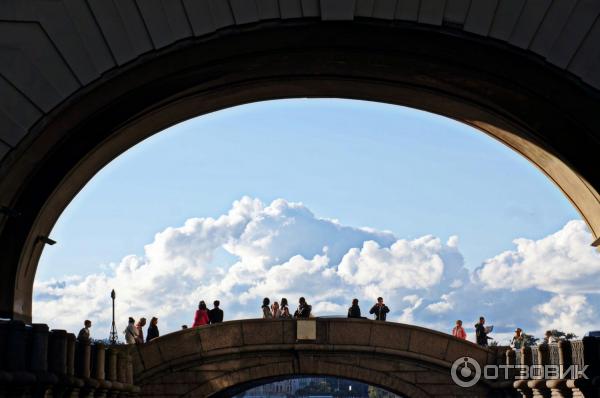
[
  {"left": 452, "top": 320, "right": 467, "bottom": 340},
  {"left": 347, "top": 299, "right": 361, "bottom": 318},
  {"left": 262, "top": 297, "right": 272, "bottom": 319},
  {"left": 135, "top": 318, "right": 147, "bottom": 344},
  {"left": 369, "top": 297, "right": 390, "bottom": 321},
  {"left": 192, "top": 301, "right": 210, "bottom": 327},
  {"left": 209, "top": 300, "right": 224, "bottom": 324},
  {"left": 146, "top": 317, "right": 159, "bottom": 342}
]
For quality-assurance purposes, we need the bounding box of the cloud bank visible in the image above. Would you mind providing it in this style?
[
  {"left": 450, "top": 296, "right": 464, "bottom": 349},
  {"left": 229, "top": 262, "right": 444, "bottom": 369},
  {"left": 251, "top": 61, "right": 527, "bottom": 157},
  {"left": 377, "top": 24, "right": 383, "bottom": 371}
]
[{"left": 34, "top": 197, "right": 600, "bottom": 344}]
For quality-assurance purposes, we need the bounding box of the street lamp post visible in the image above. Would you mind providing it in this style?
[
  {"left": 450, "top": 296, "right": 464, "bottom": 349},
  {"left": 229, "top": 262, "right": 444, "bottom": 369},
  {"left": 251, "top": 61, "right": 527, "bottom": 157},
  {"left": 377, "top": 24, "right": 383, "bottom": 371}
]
[{"left": 109, "top": 289, "right": 118, "bottom": 345}]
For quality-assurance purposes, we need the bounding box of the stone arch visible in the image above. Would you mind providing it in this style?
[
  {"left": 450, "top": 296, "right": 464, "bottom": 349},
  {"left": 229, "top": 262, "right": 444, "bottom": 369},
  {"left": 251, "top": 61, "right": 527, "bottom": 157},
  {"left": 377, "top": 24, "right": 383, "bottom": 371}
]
[
  {"left": 130, "top": 319, "right": 496, "bottom": 397},
  {"left": 0, "top": 1, "right": 599, "bottom": 321},
  {"left": 188, "top": 367, "right": 433, "bottom": 398}
]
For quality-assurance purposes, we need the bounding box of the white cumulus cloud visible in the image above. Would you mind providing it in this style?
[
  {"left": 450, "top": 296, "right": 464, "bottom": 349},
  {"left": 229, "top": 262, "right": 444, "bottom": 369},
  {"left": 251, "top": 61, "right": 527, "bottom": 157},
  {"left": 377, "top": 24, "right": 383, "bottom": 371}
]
[
  {"left": 475, "top": 220, "right": 600, "bottom": 294},
  {"left": 33, "top": 199, "right": 600, "bottom": 343}
]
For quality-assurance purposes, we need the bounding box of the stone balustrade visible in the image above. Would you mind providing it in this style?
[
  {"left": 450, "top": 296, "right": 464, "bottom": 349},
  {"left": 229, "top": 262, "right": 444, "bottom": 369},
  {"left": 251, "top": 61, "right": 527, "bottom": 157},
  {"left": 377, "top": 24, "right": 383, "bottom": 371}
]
[
  {"left": 0, "top": 320, "right": 139, "bottom": 397},
  {"left": 1, "top": 318, "right": 599, "bottom": 398},
  {"left": 506, "top": 338, "right": 600, "bottom": 398}
]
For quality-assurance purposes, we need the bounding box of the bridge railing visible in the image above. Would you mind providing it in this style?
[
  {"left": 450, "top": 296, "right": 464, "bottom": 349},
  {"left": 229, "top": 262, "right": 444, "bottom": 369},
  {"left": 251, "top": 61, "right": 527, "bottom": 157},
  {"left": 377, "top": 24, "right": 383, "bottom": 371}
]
[
  {"left": 505, "top": 338, "right": 600, "bottom": 398},
  {"left": 0, "top": 319, "right": 139, "bottom": 397}
]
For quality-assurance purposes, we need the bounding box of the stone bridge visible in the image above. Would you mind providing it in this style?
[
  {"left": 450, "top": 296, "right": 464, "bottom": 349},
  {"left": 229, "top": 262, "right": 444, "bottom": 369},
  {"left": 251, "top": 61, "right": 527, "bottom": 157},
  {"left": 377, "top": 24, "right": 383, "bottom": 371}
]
[
  {"left": 2, "top": 0, "right": 600, "bottom": 324},
  {"left": 2, "top": 318, "right": 599, "bottom": 397},
  {"left": 131, "top": 318, "right": 501, "bottom": 397}
]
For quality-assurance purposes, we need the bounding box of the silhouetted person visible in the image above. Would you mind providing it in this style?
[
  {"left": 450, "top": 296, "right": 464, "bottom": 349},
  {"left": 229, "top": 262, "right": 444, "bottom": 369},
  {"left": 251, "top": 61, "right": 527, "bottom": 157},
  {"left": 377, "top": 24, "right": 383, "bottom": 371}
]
[
  {"left": 209, "top": 300, "right": 224, "bottom": 324},
  {"left": 475, "top": 316, "right": 491, "bottom": 347},
  {"left": 124, "top": 317, "right": 138, "bottom": 344},
  {"left": 262, "top": 297, "right": 272, "bottom": 319},
  {"left": 294, "top": 297, "right": 312, "bottom": 319},
  {"left": 369, "top": 297, "right": 390, "bottom": 321},
  {"left": 135, "top": 317, "right": 147, "bottom": 344},
  {"left": 77, "top": 320, "right": 92, "bottom": 343},
  {"left": 348, "top": 298, "right": 361, "bottom": 318},
  {"left": 280, "top": 298, "right": 292, "bottom": 319},
  {"left": 146, "top": 317, "right": 159, "bottom": 342},
  {"left": 193, "top": 301, "right": 210, "bottom": 327},
  {"left": 181, "top": 325, "right": 188, "bottom": 330}
]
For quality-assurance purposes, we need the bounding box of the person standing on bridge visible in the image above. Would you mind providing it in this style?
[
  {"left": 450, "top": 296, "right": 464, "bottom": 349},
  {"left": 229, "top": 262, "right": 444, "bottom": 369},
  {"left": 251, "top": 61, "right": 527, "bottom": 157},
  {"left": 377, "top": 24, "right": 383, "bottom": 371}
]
[
  {"left": 193, "top": 301, "right": 210, "bottom": 327},
  {"left": 475, "top": 316, "right": 492, "bottom": 347},
  {"left": 280, "top": 298, "right": 292, "bottom": 319},
  {"left": 510, "top": 328, "right": 524, "bottom": 349},
  {"left": 209, "top": 300, "right": 224, "bottom": 324},
  {"left": 294, "top": 297, "right": 312, "bottom": 319},
  {"left": 262, "top": 297, "right": 273, "bottom": 319},
  {"left": 124, "top": 317, "right": 138, "bottom": 344},
  {"left": 452, "top": 320, "right": 467, "bottom": 340},
  {"left": 135, "top": 317, "right": 147, "bottom": 344},
  {"left": 348, "top": 298, "right": 361, "bottom": 318},
  {"left": 146, "top": 317, "right": 159, "bottom": 342},
  {"left": 271, "top": 301, "right": 281, "bottom": 318},
  {"left": 77, "top": 320, "right": 92, "bottom": 344},
  {"left": 369, "top": 297, "right": 390, "bottom": 321}
]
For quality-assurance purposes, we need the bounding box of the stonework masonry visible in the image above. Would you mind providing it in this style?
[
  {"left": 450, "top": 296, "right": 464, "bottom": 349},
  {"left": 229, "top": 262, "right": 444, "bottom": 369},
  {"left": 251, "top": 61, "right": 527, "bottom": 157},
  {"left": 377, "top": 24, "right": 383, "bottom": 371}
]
[{"left": 1, "top": 318, "right": 599, "bottom": 397}]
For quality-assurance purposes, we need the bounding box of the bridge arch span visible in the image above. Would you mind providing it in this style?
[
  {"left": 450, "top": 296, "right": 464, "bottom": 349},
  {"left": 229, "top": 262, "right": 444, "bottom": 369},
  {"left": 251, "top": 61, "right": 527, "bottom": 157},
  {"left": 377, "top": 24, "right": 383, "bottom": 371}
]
[{"left": 131, "top": 319, "right": 499, "bottom": 397}]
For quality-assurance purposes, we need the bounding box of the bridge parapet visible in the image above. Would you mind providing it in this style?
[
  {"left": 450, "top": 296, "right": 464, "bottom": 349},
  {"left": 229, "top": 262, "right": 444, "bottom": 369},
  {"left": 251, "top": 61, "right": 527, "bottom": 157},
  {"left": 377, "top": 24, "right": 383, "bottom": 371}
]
[
  {"left": 132, "top": 318, "right": 495, "bottom": 382},
  {"left": 507, "top": 338, "right": 600, "bottom": 398},
  {"left": 0, "top": 319, "right": 139, "bottom": 397},
  {"left": 132, "top": 318, "right": 498, "bottom": 397}
]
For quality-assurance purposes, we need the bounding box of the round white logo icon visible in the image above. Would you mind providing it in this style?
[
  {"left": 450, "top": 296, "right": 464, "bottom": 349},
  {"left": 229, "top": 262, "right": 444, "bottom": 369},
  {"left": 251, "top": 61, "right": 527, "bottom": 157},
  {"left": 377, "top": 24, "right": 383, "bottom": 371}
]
[{"left": 451, "top": 357, "right": 481, "bottom": 387}]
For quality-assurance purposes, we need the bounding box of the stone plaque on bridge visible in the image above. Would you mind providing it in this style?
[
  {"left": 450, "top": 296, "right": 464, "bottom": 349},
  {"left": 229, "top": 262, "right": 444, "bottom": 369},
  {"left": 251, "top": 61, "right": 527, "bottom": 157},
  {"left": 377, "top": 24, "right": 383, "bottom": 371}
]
[{"left": 296, "top": 319, "right": 317, "bottom": 340}]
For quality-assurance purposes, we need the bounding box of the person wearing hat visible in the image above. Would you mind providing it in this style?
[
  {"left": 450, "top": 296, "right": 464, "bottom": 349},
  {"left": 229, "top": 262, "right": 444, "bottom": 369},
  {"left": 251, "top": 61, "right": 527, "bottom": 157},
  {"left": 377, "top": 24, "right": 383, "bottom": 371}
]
[{"left": 511, "top": 328, "right": 525, "bottom": 349}]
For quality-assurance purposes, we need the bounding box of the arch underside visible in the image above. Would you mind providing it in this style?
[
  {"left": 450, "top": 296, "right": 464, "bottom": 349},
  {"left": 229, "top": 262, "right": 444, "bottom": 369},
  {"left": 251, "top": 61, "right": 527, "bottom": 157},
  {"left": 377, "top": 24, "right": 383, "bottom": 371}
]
[
  {"left": 0, "top": 2, "right": 599, "bottom": 321},
  {"left": 139, "top": 351, "right": 485, "bottom": 398}
]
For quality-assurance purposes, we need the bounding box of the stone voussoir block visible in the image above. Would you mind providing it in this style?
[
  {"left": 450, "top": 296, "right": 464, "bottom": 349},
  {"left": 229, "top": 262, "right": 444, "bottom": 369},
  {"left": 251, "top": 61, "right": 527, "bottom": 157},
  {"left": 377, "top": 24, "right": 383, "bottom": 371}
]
[
  {"left": 242, "top": 319, "right": 284, "bottom": 345},
  {"left": 156, "top": 328, "right": 203, "bottom": 364},
  {"left": 198, "top": 322, "right": 243, "bottom": 351},
  {"left": 369, "top": 322, "right": 411, "bottom": 350},
  {"left": 409, "top": 330, "right": 450, "bottom": 359},
  {"left": 327, "top": 319, "right": 372, "bottom": 346}
]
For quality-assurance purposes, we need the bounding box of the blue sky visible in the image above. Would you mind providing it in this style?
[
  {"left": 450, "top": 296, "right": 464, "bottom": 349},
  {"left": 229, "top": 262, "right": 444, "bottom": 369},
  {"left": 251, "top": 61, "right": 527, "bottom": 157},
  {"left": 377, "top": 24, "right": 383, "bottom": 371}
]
[
  {"left": 34, "top": 99, "right": 599, "bottom": 342},
  {"left": 38, "top": 99, "right": 576, "bottom": 279}
]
